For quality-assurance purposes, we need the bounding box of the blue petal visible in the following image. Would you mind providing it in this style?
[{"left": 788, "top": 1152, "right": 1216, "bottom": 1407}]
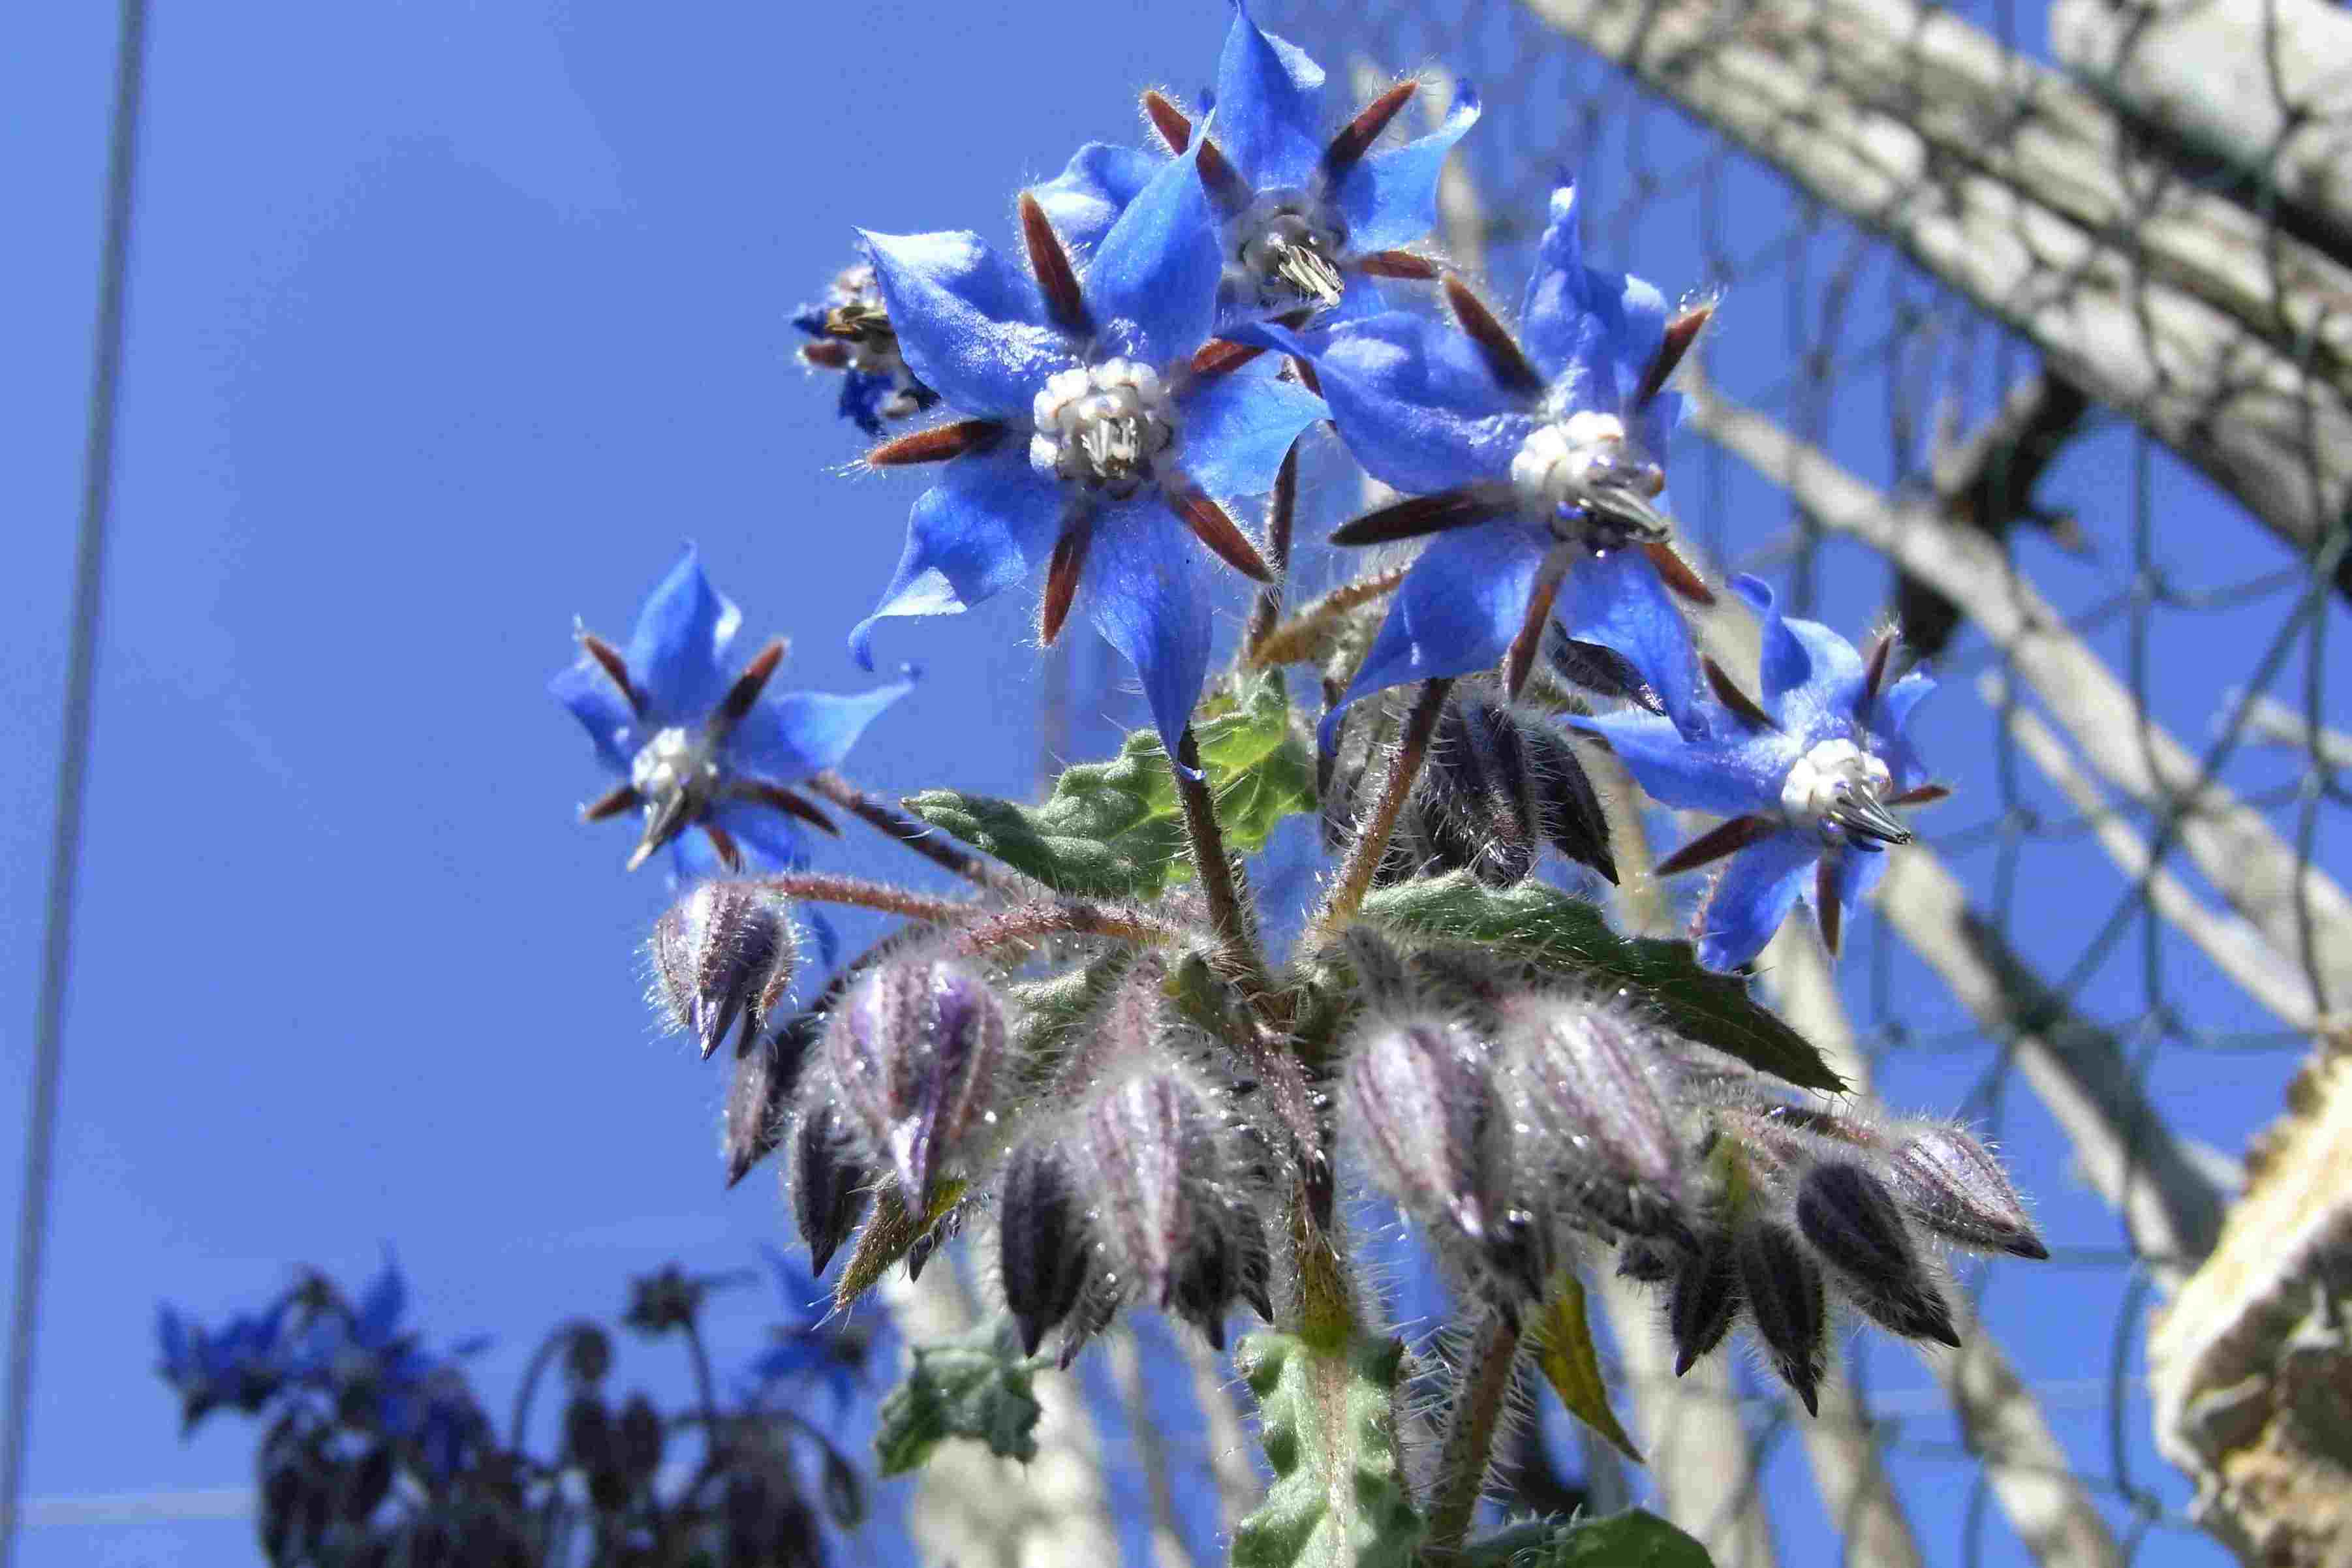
[
  {"left": 728, "top": 670, "right": 919, "bottom": 784},
  {"left": 1332, "top": 82, "right": 1481, "bottom": 253},
  {"left": 1566, "top": 709, "right": 1784, "bottom": 818},
  {"left": 764, "top": 1244, "right": 827, "bottom": 1322},
  {"left": 851, "top": 446, "right": 1067, "bottom": 668},
  {"left": 356, "top": 1252, "right": 407, "bottom": 1347},
  {"left": 1825, "top": 844, "right": 1891, "bottom": 919},
  {"left": 1782, "top": 615, "right": 1870, "bottom": 737},
  {"left": 627, "top": 546, "right": 741, "bottom": 722},
  {"left": 1325, "top": 520, "right": 1548, "bottom": 746},
  {"left": 804, "top": 906, "right": 841, "bottom": 972},
  {"left": 1213, "top": 2, "right": 1327, "bottom": 190},
  {"left": 1177, "top": 369, "right": 1326, "bottom": 499},
  {"left": 1519, "top": 183, "right": 1668, "bottom": 402},
  {"left": 1245, "top": 315, "right": 1534, "bottom": 495},
  {"left": 1873, "top": 670, "right": 1936, "bottom": 788},
  {"left": 860, "top": 229, "right": 1074, "bottom": 421},
  {"left": 1697, "top": 830, "right": 1821, "bottom": 970},
  {"left": 708, "top": 801, "right": 809, "bottom": 874},
  {"left": 157, "top": 1304, "right": 190, "bottom": 1372},
  {"left": 1087, "top": 139, "right": 1222, "bottom": 367},
  {"left": 1559, "top": 547, "right": 1705, "bottom": 737},
  {"left": 1084, "top": 502, "right": 1219, "bottom": 763},
  {"left": 1030, "top": 142, "right": 1163, "bottom": 263},
  {"left": 1730, "top": 575, "right": 1812, "bottom": 715},
  {"left": 549, "top": 658, "right": 638, "bottom": 773}
]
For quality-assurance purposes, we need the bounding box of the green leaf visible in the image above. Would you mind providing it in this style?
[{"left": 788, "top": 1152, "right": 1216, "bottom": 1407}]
[
  {"left": 1354, "top": 874, "right": 1845, "bottom": 1093},
  {"left": 873, "top": 1313, "right": 1042, "bottom": 1476},
  {"left": 1232, "top": 1330, "right": 1421, "bottom": 1568},
  {"left": 905, "top": 675, "right": 1315, "bottom": 900},
  {"left": 831, "top": 1178, "right": 967, "bottom": 1315},
  {"left": 1460, "top": 1509, "right": 1714, "bottom": 1567},
  {"left": 1525, "top": 1272, "right": 1643, "bottom": 1464}
]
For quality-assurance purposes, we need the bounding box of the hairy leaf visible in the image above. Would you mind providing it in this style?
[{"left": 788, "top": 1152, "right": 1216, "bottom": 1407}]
[
  {"left": 1232, "top": 1330, "right": 1421, "bottom": 1568},
  {"left": 906, "top": 675, "right": 1315, "bottom": 899},
  {"left": 1461, "top": 1509, "right": 1713, "bottom": 1567},
  {"left": 1355, "top": 874, "right": 1844, "bottom": 1092},
  {"left": 1526, "top": 1271, "right": 1643, "bottom": 1463},
  {"left": 873, "top": 1313, "right": 1041, "bottom": 1475},
  {"left": 832, "top": 1178, "right": 967, "bottom": 1314}
]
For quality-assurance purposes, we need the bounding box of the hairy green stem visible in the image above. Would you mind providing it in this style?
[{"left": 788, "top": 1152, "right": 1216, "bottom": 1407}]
[
  {"left": 808, "top": 769, "right": 1025, "bottom": 893},
  {"left": 1242, "top": 443, "right": 1301, "bottom": 656},
  {"left": 1307, "top": 677, "right": 1453, "bottom": 948},
  {"left": 1245, "top": 564, "right": 1408, "bottom": 668},
  {"left": 1170, "top": 728, "right": 1277, "bottom": 1001},
  {"left": 1424, "top": 1309, "right": 1522, "bottom": 1558}
]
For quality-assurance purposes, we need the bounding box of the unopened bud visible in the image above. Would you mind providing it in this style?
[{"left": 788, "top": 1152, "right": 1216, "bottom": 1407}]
[
  {"left": 824, "top": 961, "right": 1009, "bottom": 1209},
  {"left": 617, "top": 1393, "right": 664, "bottom": 1485},
  {"left": 1000, "top": 1141, "right": 1094, "bottom": 1357},
  {"left": 1737, "top": 1223, "right": 1825, "bottom": 1415},
  {"left": 1082, "top": 1071, "right": 1222, "bottom": 1308},
  {"left": 1342, "top": 1017, "right": 1502, "bottom": 1250},
  {"left": 1546, "top": 624, "right": 1665, "bottom": 713},
  {"left": 1502, "top": 996, "right": 1687, "bottom": 1235},
  {"left": 563, "top": 1392, "right": 621, "bottom": 1502},
  {"left": 1796, "top": 1162, "right": 1959, "bottom": 1347},
  {"left": 562, "top": 1324, "right": 611, "bottom": 1386},
  {"left": 1667, "top": 1233, "right": 1738, "bottom": 1376},
  {"left": 1617, "top": 1237, "right": 1677, "bottom": 1284},
  {"left": 790, "top": 1100, "right": 871, "bottom": 1278},
  {"left": 649, "top": 883, "right": 797, "bottom": 1061},
  {"left": 1885, "top": 1124, "right": 2048, "bottom": 1260}
]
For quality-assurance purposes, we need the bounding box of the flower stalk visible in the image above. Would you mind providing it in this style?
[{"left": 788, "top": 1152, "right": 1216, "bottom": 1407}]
[
  {"left": 1423, "top": 1308, "right": 1522, "bottom": 1558},
  {"left": 1308, "top": 677, "right": 1455, "bottom": 947},
  {"left": 807, "top": 769, "right": 1025, "bottom": 892}
]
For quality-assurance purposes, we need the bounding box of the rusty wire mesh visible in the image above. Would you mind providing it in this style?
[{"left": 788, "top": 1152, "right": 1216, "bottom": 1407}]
[{"left": 1202, "top": 1, "right": 2351, "bottom": 1563}]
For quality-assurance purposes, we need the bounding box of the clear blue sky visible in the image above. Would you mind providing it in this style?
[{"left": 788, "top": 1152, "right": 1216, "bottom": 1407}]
[{"left": 3, "top": 3, "right": 2339, "bottom": 1565}]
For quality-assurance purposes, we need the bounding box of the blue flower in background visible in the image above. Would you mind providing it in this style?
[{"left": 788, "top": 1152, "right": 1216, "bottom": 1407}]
[
  {"left": 850, "top": 141, "right": 1325, "bottom": 761},
  {"left": 157, "top": 1297, "right": 293, "bottom": 1428},
  {"left": 1242, "top": 182, "right": 1715, "bottom": 742},
  {"left": 1571, "top": 577, "right": 1945, "bottom": 970},
  {"left": 292, "top": 1253, "right": 492, "bottom": 1479},
  {"left": 553, "top": 546, "right": 917, "bottom": 879},
  {"left": 745, "top": 1248, "right": 877, "bottom": 1421},
  {"left": 793, "top": 262, "right": 941, "bottom": 437},
  {"left": 1031, "top": 2, "right": 1478, "bottom": 327}
]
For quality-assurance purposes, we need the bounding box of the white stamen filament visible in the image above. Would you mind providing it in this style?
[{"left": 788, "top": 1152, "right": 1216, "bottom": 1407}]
[
  {"left": 1231, "top": 197, "right": 1348, "bottom": 309},
  {"left": 1508, "top": 411, "right": 1667, "bottom": 544},
  {"left": 1029, "top": 359, "right": 1179, "bottom": 498},
  {"left": 1780, "top": 737, "right": 1893, "bottom": 838}
]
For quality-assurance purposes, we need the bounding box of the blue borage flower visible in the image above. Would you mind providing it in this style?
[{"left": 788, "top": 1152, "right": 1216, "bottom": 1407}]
[
  {"left": 1240, "top": 181, "right": 1716, "bottom": 745},
  {"left": 290, "top": 1253, "right": 493, "bottom": 1479},
  {"left": 1031, "top": 2, "right": 1478, "bottom": 328},
  {"left": 850, "top": 140, "right": 1326, "bottom": 763},
  {"left": 745, "top": 1246, "right": 876, "bottom": 1420},
  {"left": 157, "top": 1297, "right": 293, "bottom": 1428},
  {"left": 793, "top": 264, "right": 941, "bottom": 437},
  {"left": 552, "top": 546, "right": 916, "bottom": 879},
  {"left": 1570, "top": 577, "right": 1947, "bottom": 970}
]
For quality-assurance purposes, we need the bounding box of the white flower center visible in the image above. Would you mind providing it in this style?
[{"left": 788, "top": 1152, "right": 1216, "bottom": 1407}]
[
  {"left": 1780, "top": 738, "right": 1898, "bottom": 844},
  {"left": 1231, "top": 194, "right": 1347, "bottom": 309},
  {"left": 1029, "top": 359, "right": 1179, "bottom": 499},
  {"left": 632, "top": 726, "right": 720, "bottom": 816},
  {"left": 1508, "top": 411, "right": 1669, "bottom": 545}
]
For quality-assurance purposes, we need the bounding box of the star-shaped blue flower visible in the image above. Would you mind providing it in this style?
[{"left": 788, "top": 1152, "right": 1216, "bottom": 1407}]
[
  {"left": 552, "top": 546, "right": 917, "bottom": 879},
  {"left": 850, "top": 140, "right": 1326, "bottom": 762},
  {"left": 743, "top": 1246, "right": 876, "bottom": 1421},
  {"left": 1030, "top": 2, "right": 1478, "bottom": 329},
  {"left": 793, "top": 262, "right": 941, "bottom": 437},
  {"left": 290, "top": 1253, "right": 492, "bottom": 1479},
  {"left": 157, "top": 1297, "right": 293, "bottom": 1429},
  {"left": 1243, "top": 181, "right": 1715, "bottom": 743},
  {"left": 1571, "top": 577, "right": 1945, "bottom": 970}
]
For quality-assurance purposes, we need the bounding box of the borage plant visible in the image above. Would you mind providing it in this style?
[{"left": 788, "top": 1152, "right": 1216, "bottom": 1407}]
[{"left": 560, "top": 7, "right": 2045, "bottom": 1565}]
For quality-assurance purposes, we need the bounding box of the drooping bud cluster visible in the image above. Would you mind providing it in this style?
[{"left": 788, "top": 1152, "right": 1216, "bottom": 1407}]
[
  {"left": 1325, "top": 682, "right": 1617, "bottom": 890},
  {"left": 648, "top": 882, "right": 799, "bottom": 1060},
  {"left": 1338, "top": 961, "right": 2046, "bottom": 1410},
  {"left": 816, "top": 961, "right": 1010, "bottom": 1210}
]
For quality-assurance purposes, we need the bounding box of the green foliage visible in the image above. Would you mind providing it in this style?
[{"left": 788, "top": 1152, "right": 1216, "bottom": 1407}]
[
  {"left": 831, "top": 1178, "right": 966, "bottom": 1315},
  {"left": 1355, "top": 874, "right": 1845, "bottom": 1093},
  {"left": 1459, "top": 1509, "right": 1714, "bottom": 1567},
  {"left": 872, "top": 1314, "right": 1042, "bottom": 1477},
  {"left": 1525, "top": 1271, "right": 1643, "bottom": 1464},
  {"left": 905, "top": 675, "right": 1314, "bottom": 900},
  {"left": 1231, "top": 1330, "right": 1421, "bottom": 1568}
]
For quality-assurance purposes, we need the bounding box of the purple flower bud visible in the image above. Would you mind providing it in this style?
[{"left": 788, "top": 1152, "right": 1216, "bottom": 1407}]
[
  {"left": 790, "top": 1101, "right": 871, "bottom": 1278},
  {"left": 1885, "top": 1124, "right": 2049, "bottom": 1260},
  {"left": 1341, "top": 1017, "right": 1500, "bottom": 1248},
  {"left": 726, "top": 1018, "right": 821, "bottom": 1188},
  {"left": 562, "top": 1324, "right": 611, "bottom": 1386},
  {"left": 1796, "top": 1162, "right": 1960, "bottom": 1347},
  {"left": 1667, "top": 1233, "right": 1739, "bottom": 1376},
  {"left": 1737, "top": 1223, "right": 1826, "bottom": 1415},
  {"left": 824, "top": 961, "right": 1008, "bottom": 1209},
  {"left": 1081, "top": 1071, "right": 1223, "bottom": 1310},
  {"left": 618, "top": 1393, "right": 664, "bottom": 1486},
  {"left": 1000, "top": 1141, "right": 1094, "bottom": 1357},
  {"left": 1545, "top": 623, "right": 1666, "bottom": 714},
  {"left": 1501, "top": 995, "right": 1688, "bottom": 1237},
  {"left": 649, "top": 882, "right": 798, "bottom": 1061}
]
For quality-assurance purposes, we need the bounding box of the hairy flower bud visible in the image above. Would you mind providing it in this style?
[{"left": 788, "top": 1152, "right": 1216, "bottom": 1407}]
[
  {"left": 563, "top": 1392, "right": 625, "bottom": 1507},
  {"left": 1885, "top": 1124, "right": 2049, "bottom": 1260},
  {"left": 649, "top": 882, "right": 798, "bottom": 1061},
  {"left": 1081, "top": 1071, "right": 1234, "bottom": 1315},
  {"left": 1545, "top": 623, "right": 1666, "bottom": 714},
  {"left": 563, "top": 1324, "right": 611, "bottom": 1387},
  {"left": 1667, "top": 1232, "right": 1739, "bottom": 1376},
  {"left": 1796, "top": 1162, "right": 1960, "bottom": 1347},
  {"left": 1342, "top": 1017, "right": 1500, "bottom": 1248},
  {"left": 824, "top": 961, "right": 1008, "bottom": 1209},
  {"left": 790, "top": 1100, "right": 871, "bottom": 1277},
  {"left": 1000, "top": 1141, "right": 1094, "bottom": 1357},
  {"left": 1617, "top": 1237, "right": 1677, "bottom": 1284},
  {"left": 618, "top": 1392, "right": 664, "bottom": 1487},
  {"left": 1500, "top": 995, "right": 1688, "bottom": 1240},
  {"left": 1737, "top": 1223, "right": 1826, "bottom": 1415}
]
